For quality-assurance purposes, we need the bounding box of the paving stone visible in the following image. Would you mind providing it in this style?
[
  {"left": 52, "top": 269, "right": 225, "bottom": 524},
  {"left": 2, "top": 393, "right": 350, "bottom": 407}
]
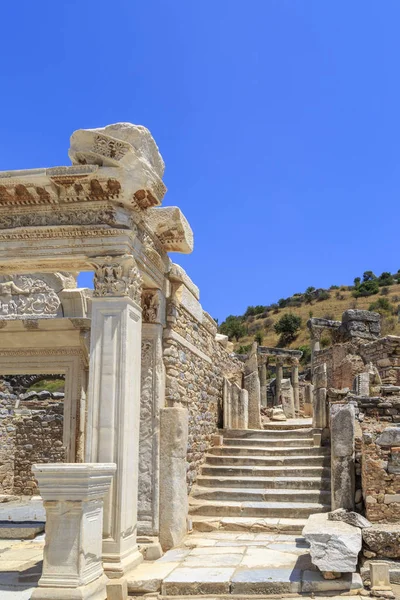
[
  {"left": 190, "top": 546, "right": 246, "bottom": 555},
  {"left": 127, "top": 561, "right": 180, "bottom": 593},
  {"left": 231, "top": 567, "right": 302, "bottom": 594},
  {"left": 240, "top": 547, "right": 299, "bottom": 568},
  {"left": 183, "top": 553, "right": 243, "bottom": 567},
  {"left": 301, "top": 570, "right": 363, "bottom": 592},
  {"left": 158, "top": 548, "right": 191, "bottom": 562},
  {"left": 162, "top": 567, "right": 235, "bottom": 595}
]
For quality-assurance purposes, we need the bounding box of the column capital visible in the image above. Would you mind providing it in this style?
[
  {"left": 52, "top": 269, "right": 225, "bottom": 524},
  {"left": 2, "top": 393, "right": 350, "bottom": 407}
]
[{"left": 92, "top": 254, "right": 143, "bottom": 303}]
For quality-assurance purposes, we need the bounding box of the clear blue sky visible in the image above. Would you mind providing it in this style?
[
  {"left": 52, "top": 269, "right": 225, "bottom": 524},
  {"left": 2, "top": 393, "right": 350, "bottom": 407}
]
[{"left": 0, "top": 1, "right": 399, "bottom": 322}]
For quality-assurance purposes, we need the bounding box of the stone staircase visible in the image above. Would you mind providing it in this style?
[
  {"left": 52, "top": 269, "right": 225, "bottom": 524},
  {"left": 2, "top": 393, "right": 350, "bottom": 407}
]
[{"left": 189, "top": 422, "right": 331, "bottom": 533}]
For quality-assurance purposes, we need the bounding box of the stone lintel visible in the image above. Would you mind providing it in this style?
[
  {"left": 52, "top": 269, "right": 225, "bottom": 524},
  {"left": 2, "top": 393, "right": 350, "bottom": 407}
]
[
  {"left": 146, "top": 207, "right": 194, "bottom": 254},
  {"left": 258, "top": 346, "right": 303, "bottom": 359},
  {"left": 32, "top": 463, "right": 116, "bottom": 500}
]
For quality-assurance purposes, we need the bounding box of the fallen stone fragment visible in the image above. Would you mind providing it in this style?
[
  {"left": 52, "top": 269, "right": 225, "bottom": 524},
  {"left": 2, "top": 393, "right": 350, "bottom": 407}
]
[
  {"left": 328, "top": 508, "right": 372, "bottom": 529},
  {"left": 271, "top": 408, "right": 287, "bottom": 421},
  {"left": 362, "top": 525, "right": 400, "bottom": 559},
  {"left": 302, "top": 512, "right": 362, "bottom": 573}
]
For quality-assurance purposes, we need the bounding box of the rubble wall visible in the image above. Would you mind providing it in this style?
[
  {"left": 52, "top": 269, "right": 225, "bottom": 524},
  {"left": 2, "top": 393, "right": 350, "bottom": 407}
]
[
  {"left": 0, "top": 390, "right": 65, "bottom": 496},
  {"left": 361, "top": 422, "right": 400, "bottom": 523},
  {"left": 359, "top": 337, "right": 400, "bottom": 386},
  {"left": 163, "top": 303, "right": 243, "bottom": 491}
]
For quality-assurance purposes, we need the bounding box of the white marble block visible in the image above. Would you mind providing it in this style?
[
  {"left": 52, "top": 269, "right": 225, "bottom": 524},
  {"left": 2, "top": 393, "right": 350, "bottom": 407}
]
[{"left": 31, "top": 463, "right": 116, "bottom": 600}]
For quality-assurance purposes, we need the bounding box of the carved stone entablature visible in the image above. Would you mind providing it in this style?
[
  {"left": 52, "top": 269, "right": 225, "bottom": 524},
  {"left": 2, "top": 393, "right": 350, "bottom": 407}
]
[
  {"left": 68, "top": 123, "right": 166, "bottom": 206},
  {"left": 92, "top": 255, "right": 143, "bottom": 303},
  {"left": 0, "top": 273, "right": 68, "bottom": 319},
  {"left": 142, "top": 289, "right": 164, "bottom": 324},
  {"left": 146, "top": 207, "right": 194, "bottom": 254}
]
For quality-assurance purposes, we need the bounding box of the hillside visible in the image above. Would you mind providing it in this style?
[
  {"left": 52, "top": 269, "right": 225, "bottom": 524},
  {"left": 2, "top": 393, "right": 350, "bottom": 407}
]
[{"left": 219, "top": 272, "right": 400, "bottom": 356}]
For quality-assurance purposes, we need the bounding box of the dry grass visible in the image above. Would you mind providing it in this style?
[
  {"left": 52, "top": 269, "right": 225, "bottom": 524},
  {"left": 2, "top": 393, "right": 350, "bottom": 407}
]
[{"left": 234, "top": 284, "right": 400, "bottom": 351}]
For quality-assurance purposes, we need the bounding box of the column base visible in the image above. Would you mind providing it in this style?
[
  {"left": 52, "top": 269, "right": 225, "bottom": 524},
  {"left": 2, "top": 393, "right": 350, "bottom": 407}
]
[
  {"left": 31, "top": 574, "right": 108, "bottom": 600},
  {"left": 103, "top": 547, "right": 143, "bottom": 579}
]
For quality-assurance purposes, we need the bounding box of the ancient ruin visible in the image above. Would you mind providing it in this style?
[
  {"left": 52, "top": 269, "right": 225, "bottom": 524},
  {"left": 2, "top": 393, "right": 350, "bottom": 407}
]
[{"left": 0, "top": 123, "right": 399, "bottom": 600}]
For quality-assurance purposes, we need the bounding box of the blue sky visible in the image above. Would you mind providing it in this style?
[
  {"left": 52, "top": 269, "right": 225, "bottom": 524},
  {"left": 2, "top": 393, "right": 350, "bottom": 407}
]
[{"left": 0, "top": 1, "right": 399, "bottom": 322}]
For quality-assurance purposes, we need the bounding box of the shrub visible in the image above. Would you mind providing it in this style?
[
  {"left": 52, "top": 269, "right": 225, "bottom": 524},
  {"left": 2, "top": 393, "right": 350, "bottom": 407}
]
[
  {"left": 321, "top": 336, "right": 331, "bottom": 348},
  {"left": 323, "top": 313, "right": 335, "bottom": 321},
  {"left": 352, "top": 279, "right": 379, "bottom": 298},
  {"left": 378, "top": 272, "right": 394, "bottom": 287},
  {"left": 298, "top": 345, "right": 311, "bottom": 366},
  {"left": 254, "top": 331, "right": 263, "bottom": 345},
  {"left": 316, "top": 290, "right": 331, "bottom": 302},
  {"left": 274, "top": 314, "right": 302, "bottom": 346},
  {"left": 219, "top": 315, "right": 247, "bottom": 341},
  {"left": 380, "top": 287, "right": 390, "bottom": 296},
  {"left": 236, "top": 344, "right": 252, "bottom": 355},
  {"left": 368, "top": 297, "right": 393, "bottom": 314}
]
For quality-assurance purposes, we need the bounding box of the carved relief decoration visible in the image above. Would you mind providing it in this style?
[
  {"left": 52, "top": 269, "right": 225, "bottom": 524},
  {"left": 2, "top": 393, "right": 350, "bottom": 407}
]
[
  {"left": 0, "top": 275, "right": 61, "bottom": 319},
  {"left": 138, "top": 339, "right": 154, "bottom": 522},
  {"left": 93, "top": 255, "right": 143, "bottom": 303},
  {"left": 142, "top": 290, "right": 160, "bottom": 323},
  {"left": 0, "top": 208, "right": 130, "bottom": 231}
]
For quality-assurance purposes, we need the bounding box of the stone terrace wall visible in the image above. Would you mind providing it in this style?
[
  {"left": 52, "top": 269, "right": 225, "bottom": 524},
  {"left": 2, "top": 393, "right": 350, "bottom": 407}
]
[
  {"left": 361, "top": 422, "right": 400, "bottom": 523},
  {"left": 164, "top": 302, "right": 243, "bottom": 491}
]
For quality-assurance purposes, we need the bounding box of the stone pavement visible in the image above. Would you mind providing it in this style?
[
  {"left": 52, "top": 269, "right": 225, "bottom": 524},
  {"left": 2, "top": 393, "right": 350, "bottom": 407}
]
[
  {"left": 0, "top": 531, "right": 364, "bottom": 598},
  {"left": 0, "top": 534, "right": 43, "bottom": 599},
  {"left": 128, "top": 531, "right": 363, "bottom": 596}
]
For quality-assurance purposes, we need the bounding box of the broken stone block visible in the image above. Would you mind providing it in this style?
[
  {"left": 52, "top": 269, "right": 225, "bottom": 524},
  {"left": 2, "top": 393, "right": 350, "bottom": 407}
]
[
  {"left": 362, "top": 525, "right": 400, "bottom": 559},
  {"left": 370, "top": 562, "right": 391, "bottom": 591},
  {"left": 376, "top": 427, "right": 400, "bottom": 447},
  {"left": 330, "top": 403, "right": 355, "bottom": 510},
  {"left": 328, "top": 508, "right": 372, "bottom": 529},
  {"left": 302, "top": 512, "right": 362, "bottom": 573},
  {"left": 271, "top": 407, "right": 287, "bottom": 421}
]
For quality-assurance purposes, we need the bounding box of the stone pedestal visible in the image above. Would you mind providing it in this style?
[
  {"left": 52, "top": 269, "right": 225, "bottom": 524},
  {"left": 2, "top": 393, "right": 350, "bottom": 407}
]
[
  {"left": 31, "top": 463, "right": 116, "bottom": 600},
  {"left": 159, "top": 407, "right": 188, "bottom": 551},
  {"left": 85, "top": 257, "right": 144, "bottom": 577}
]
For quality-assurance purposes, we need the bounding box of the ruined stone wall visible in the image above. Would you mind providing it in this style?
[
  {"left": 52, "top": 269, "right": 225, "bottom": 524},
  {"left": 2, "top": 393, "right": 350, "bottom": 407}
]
[
  {"left": 361, "top": 422, "right": 400, "bottom": 523},
  {"left": 163, "top": 304, "right": 243, "bottom": 490},
  {"left": 352, "top": 394, "right": 400, "bottom": 424},
  {"left": 359, "top": 337, "right": 400, "bottom": 385},
  {"left": 314, "top": 342, "right": 365, "bottom": 390},
  {"left": 0, "top": 389, "right": 65, "bottom": 496}
]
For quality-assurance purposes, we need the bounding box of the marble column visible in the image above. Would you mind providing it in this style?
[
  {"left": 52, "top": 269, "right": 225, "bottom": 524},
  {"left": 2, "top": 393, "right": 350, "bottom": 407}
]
[
  {"left": 259, "top": 361, "right": 267, "bottom": 407},
  {"left": 310, "top": 329, "right": 321, "bottom": 370},
  {"left": 31, "top": 463, "right": 116, "bottom": 600},
  {"left": 275, "top": 358, "right": 283, "bottom": 406},
  {"left": 291, "top": 358, "right": 300, "bottom": 415},
  {"left": 138, "top": 289, "right": 165, "bottom": 537},
  {"left": 85, "top": 255, "right": 143, "bottom": 578}
]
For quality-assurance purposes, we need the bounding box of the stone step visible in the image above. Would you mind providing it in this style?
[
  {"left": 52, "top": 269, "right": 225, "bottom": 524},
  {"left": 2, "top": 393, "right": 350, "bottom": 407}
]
[
  {"left": 224, "top": 437, "right": 314, "bottom": 447},
  {"left": 189, "top": 498, "right": 330, "bottom": 518},
  {"left": 196, "top": 474, "right": 331, "bottom": 490},
  {"left": 190, "top": 485, "right": 331, "bottom": 503},
  {"left": 191, "top": 515, "right": 308, "bottom": 533},
  {"left": 204, "top": 454, "right": 330, "bottom": 467},
  {"left": 201, "top": 464, "right": 331, "bottom": 478},
  {"left": 224, "top": 428, "right": 314, "bottom": 439},
  {"left": 209, "top": 445, "right": 329, "bottom": 457}
]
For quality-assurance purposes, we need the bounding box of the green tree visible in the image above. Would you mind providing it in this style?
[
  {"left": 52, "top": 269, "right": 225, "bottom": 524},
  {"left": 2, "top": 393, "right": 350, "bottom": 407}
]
[
  {"left": 354, "top": 277, "right": 361, "bottom": 288},
  {"left": 363, "top": 271, "right": 377, "bottom": 282},
  {"left": 378, "top": 272, "right": 394, "bottom": 287},
  {"left": 219, "top": 315, "right": 247, "bottom": 341},
  {"left": 274, "top": 314, "right": 302, "bottom": 346},
  {"left": 352, "top": 279, "right": 379, "bottom": 298},
  {"left": 254, "top": 331, "right": 263, "bottom": 345}
]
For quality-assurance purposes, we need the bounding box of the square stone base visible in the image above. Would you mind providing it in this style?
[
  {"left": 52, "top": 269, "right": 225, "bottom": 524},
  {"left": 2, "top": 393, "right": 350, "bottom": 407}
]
[
  {"left": 104, "top": 548, "right": 143, "bottom": 579},
  {"left": 31, "top": 574, "right": 108, "bottom": 600}
]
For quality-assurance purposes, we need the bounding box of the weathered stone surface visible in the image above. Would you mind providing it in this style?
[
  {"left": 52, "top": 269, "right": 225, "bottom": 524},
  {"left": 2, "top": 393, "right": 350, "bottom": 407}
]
[
  {"left": 362, "top": 525, "right": 400, "bottom": 558},
  {"left": 159, "top": 407, "right": 189, "bottom": 551},
  {"left": 376, "top": 427, "right": 400, "bottom": 447},
  {"left": 331, "top": 403, "right": 355, "bottom": 510},
  {"left": 302, "top": 512, "right": 362, "bottom": 573},
  {"left": 271, "top": 407, "right": 287, "bottom": 421},
  {"left": 328, "top": 508, "right": 372, "bottom": 529},
  {"left": 146, "top": 207, "right": 194, "bottom": 254}
]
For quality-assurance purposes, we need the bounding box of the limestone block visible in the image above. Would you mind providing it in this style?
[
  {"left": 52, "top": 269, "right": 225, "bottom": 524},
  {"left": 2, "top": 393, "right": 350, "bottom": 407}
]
[
  {"left": 313, "top": 363, "right": 327, "bottom": 389},
  {"left": 159, "top": 407, "right": 189, "bottom": 551},
  {"left": 106, "top": 578, "right": 128, "bottom": 600},
  {"left": 171, "top": 283, "right": 202, "bottom": 322},
  {"left": 281, "top": 379, "right": 295, "bottom": 418},
  {"left": 238, "top": 389, "right": 249, "bottom": 429},
  {"left": 313, "top": 388, "right": 327, "bottom": 428},
  {"left": 147, "top": 207, "right": 194, "bottom": 253},
  {"left": 330, "top": 404, "right": 355, "bottom": 510},
  {"left": 362, "top": 525, "right": 400, "bottom": 559},
  {"left": 243, "top": 371, "right": 262, "bottom": 429},
  {"left": 169, "top": 263, "right": 199, "bottom": 299},
  {"left": 328, "top": 508, "right": 372, "bottom": 529},
  {"left": 376, "top": 427, "right": 400, "bottom": 447},
  {"left": 302, "top": 512, "right": 362, "bottom": 573},
  {"left": 215, "top": 333, "right": 229, "bottom": 347}
]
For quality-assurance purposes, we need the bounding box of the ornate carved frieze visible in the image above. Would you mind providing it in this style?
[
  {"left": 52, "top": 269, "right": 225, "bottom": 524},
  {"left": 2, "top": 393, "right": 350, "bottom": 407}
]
[
  {"left": 0, "top": 274, "right": 62, "bottom": 319},
  {"left": 0, "top": 207, "right": 133, "bottom": 231},
  {"left": 93, "top": 255, "right": 143, "bottom": 303},
  {"left": 142, "top": 289, "right": 163, "bottom": 323}
]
